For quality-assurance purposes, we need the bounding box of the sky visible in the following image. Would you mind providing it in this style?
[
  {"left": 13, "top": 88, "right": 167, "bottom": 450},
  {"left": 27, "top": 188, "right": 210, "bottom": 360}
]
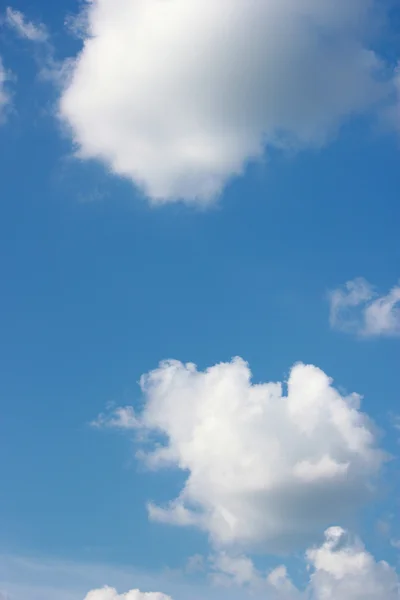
[{"left": 0, "top": 0, "right": 400, "bottom": 598}]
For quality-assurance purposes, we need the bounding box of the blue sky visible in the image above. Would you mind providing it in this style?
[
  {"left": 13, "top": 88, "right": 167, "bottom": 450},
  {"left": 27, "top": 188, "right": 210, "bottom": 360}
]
[{"left": 1, "top": 1, "right": 400, "bottom": 599}]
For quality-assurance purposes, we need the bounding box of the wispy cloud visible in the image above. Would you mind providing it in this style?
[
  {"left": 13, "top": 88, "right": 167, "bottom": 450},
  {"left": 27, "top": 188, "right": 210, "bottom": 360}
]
[
  {"left": 3, "top": 7, "right": 72, "bottom": 91},
  {"left": 0, "top": 57, "right": 11, "bottom": 122},
  {"left": 5, "top": 7, "right": 48, "bottom": 42},
  {"left": 91, "top": 406, "right": 139, "bottom": 430},
  {"left": 0, "top": 553, "right": 241, "bottom": 600},
  {"left": 329, "top": 278, "right": 400, "bottom": 338}
]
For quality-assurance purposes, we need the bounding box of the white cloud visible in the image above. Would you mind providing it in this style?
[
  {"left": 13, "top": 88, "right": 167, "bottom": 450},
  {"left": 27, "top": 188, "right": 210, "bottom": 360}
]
[
  {"left": 211, "top": 552, "right": 261, "bottom": 587},
  {"left": 329, "top": 278, "right": 400, "bottom": 337},
  {"left": 3, "top": 7, "right": 65, "bottom": 88},
  {"left": 96, "top": 357, "right": 385, "bottom": 552},
  {"left": 84, "top": 587, "right": 172, "bottom": 600},
  {"left": 59, "top": 0, "right": 397, "bottom": 204},
  {"left": 64, "top": 5, "right": 90, "bottom": 41},
  {"left": 212, "top": 527, "right": 400, "bottom": 599},
  {"left": 92, "top": 406, "right": 139, "bottom": 430},
  {"left": 306, "top": 527, "right": 400, "bottom": 599},
  {"left": 5, "top": 7, "right": 48, "bottom": 42},
  {"left": 0, "top": 57, "right": 11, "bottom": 121}
]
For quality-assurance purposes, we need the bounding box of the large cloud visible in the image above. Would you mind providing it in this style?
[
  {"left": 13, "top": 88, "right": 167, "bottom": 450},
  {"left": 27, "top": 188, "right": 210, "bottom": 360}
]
[
  {"left": 329, "top": 278, "right": 400, "bottom": 338},
  {"left": 59, "top": 0, "right": 395, "bottom": 204},
  {"left": 96, "top": 358, "right": 385, "bottom": 552}
]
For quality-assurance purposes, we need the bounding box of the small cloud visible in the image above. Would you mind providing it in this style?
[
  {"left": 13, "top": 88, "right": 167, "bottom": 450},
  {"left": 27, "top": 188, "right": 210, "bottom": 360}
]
[
  {"left": 5, "top": 7, "right": 48, "bottom": 42},
  {"left": 91, "top": 406, "right": 139, "bottom": 430},
  {"left": 84, "top": 587, "right": 172, "bottom": 600},
  {"left": 376, "top": 518, "right": 391, "bottom": 538},
  {"left": 186, "top": 554, "right": 205, "bottom": 575},
  {"left": 329, "top": 278, "right": 400, "bottom": 338},
  {"left": 0, "top": 56, "right": 12, "bottom": 122},
  {"left": 210, "top": 552, "right": 260, "bottom": 587},
  {"left": 64, "top": 5, "right": 90, "bottom": 40},
  {"left": 3, "top": 7, "right": 67, "bottom": 88}
]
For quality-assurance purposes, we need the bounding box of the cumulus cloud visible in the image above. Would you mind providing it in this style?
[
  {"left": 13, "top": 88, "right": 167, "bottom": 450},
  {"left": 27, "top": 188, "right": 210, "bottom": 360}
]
[
  {"left": 5, "top": 7, "right": 48, "bottom": 42},
  {"left": 213, "top": 527, "right": 400, "bottom": 599},
  {"left": 329, "top": 278, "right": 400, "bottom": 337},
  {"left": 84, "top": 587, "right": 171, "bottom": 600},
  {"left": 59, "top": 0, "right": 398, "bottom": 204},
  {"left": 95, "top": 357, "right": 385, "bottom": 552},
  {"left": 305, "top": 527, "right": 400, "bottom": 599}
]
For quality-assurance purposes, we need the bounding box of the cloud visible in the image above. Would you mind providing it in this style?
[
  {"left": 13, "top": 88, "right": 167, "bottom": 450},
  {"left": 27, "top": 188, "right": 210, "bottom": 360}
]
[
  {"left": 92, "top": 406, "right": 139, "bottom": 430},
  {"left": 83, "top": 528, "right": 400, "bottom": 600},
  {"left": 3, "top": 7, "right": 68, "bottom": 89},
  {"left": 306, "top": 527, "right": 400, "bottom": 599},
  {"left": 211, "top": 552, "right": 262, "bottom": 588},
  {"left": 0, "top": 57, "right": 11, "bottom": 121},
  {"left": 96, "top": 357, "right": 385, "bottom": 552},
  {"left": 59, "top": 0, "right": 398, "bottom": 204},
  {"left": 329, "top": 278, "right": 400, "bottom": 337},
  {"left": 84, "top": 587, "right": 172, "bottom": 600},
  {"left": 212, "top": 527, "right": 400, "bottom": 599},
  {"left": 5, "top": 7, "right": 48, "bottom": 42},
  {"left": 64, "top": 5, "right": 90, "bottom": 41}
]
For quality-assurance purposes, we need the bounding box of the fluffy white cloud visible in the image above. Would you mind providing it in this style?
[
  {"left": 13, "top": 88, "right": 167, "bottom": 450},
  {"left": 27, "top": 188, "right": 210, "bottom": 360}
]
[
  {"left": 97, "top": 358, "right": 385, "bottom": 552},
  {"left": 306, "top": 527, "right": 400, "bottom": 599},
  {"left": 84, "top": 587, "right": 171, "bottom": 600},
  {"left": 329, "top": 278, "right": 400, "bottom": 337},
  {"left": 213, "top": 527, "right": 400, "bottom": 599},
  {"left": 5, "top": 7, "right": 48, "bottom": 42},
  {"left": 59, "top": 0, "right": 397, "bottom": 204}
]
